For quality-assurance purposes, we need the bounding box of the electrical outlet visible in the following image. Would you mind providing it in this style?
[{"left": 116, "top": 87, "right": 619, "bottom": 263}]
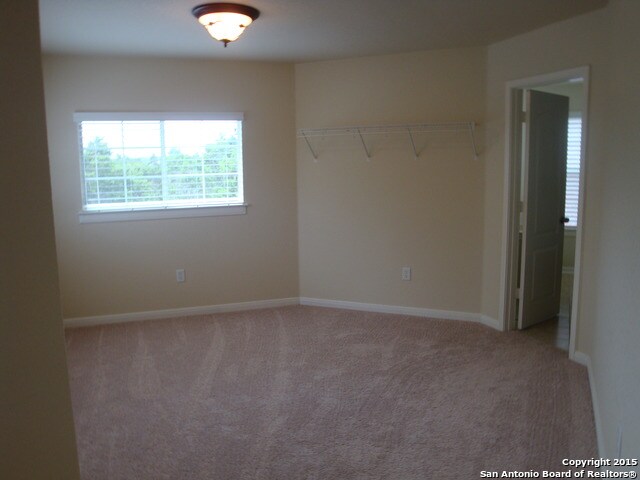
[
  {"left": 402, "top": 266, "right": 411, "bottom": 281},
  {"left": 176, "top": 269, "right": 185, "bottom": 283}
]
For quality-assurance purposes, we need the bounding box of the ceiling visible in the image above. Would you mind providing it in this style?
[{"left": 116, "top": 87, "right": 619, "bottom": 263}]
[{"left": 39, "top": 0, "right": 607, "bottom": 63}]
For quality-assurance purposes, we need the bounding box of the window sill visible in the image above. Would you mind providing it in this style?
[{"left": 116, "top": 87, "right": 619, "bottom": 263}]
[{"left": 78, "top": 204, "right": 248, "bottom": 224}]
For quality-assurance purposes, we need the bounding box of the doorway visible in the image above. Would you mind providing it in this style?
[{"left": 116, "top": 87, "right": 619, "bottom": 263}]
[{"left": 500, "top": 66, "right": 590, "bottom": 360}]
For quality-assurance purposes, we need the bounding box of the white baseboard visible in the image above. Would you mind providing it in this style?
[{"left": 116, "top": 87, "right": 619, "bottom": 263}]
[
  {"left": 573, "top": 350, "right": 604, "bottom": 457},
  {"left": 479, "top": 314, "right": 502, "bottom": 330},
  {"left": 63, "top": 297, "right": 299, "bottom": 328},
  {"left": 64, "top": 296, "right": 502, "bottom": 332},
  {"left": 572, "top": 350, "right": 589, "bottom": 367},
  {"left": 299, "top": 297, "right": 501, "bottom": 330}
]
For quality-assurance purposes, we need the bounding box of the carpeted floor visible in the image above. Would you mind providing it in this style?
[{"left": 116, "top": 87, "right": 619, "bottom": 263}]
[{"left": 65, "top": 306, "right": 596, "bottom": 479}]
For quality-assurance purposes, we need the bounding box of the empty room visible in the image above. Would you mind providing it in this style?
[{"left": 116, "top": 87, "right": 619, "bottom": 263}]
[{"left": 3, "top": 1, "right": 639, "bottom": 479}]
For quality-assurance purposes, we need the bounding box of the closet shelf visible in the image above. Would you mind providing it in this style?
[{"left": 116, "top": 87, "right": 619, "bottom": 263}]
[{"left": 297, "top": 121, "right": 479, "bottom": 161}]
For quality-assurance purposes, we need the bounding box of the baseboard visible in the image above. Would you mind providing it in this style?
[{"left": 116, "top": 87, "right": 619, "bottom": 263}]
[
  {"left": 479, "top": 314, "right": 502, "bottom": 330},
  {"left": 572, "top": 350, "right": 589, "bottom": 368},
  {"left": 573, "top": 350, "right": 604, "bottom": 457},
  {"left": 299, "top": 297, "right": 501, "bottom": 330},
  {"left": 65, "top": 296, "right": 502, "bottom": 332},
  {"left": 63, "top": 297, "right": 300, "bottom": 328}
]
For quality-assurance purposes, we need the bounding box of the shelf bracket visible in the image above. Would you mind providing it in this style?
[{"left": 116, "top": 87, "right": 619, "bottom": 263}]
[
  {"left": 469, "top": 122, "right": 479, "bottom": 161},
  {"left": 357, "top": 128, "right": 372, "bottom": 160},
  {"left": 300, "top": 130, "right": 318, "bottom": 161},
  {"left": 407, "top": 128, "right": 420, "bottom": 160}
]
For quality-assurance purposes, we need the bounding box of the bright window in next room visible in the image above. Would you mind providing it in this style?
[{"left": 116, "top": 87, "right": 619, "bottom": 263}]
[
  {"left": 75, "top": 113, "right": 244, "bottom": 215},
  {"left": 565, "top": 114, "right": 582, "bottom": 228}
]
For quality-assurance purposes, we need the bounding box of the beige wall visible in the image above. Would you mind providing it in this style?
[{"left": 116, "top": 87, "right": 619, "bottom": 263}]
[
  {"left": 295, "top": 48, "right": 486, "bottom": 312},
  {"left": 43, "top": 56, "right": 299, "bottom": 318},
  {"left": 481, "top": 0, "right": 640, "bottom": 457},
  {"left": 0, "top": 2, "right": 80, "bottom": 478},
  {"left": 481, "top": 7, "right": 610, "bottom": 325},
  {"left": 38, "top": 0, "right": 640, "bottom": 460}
]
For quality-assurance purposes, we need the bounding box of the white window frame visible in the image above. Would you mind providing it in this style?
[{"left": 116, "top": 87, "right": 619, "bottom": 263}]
[{"left": 74, "top": 112, "right": 248, "bottom": 223}]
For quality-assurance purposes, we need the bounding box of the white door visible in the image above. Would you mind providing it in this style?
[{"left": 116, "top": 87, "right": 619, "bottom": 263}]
[{"left": 519, "top": 90, "right": 569, "bottom": 329}]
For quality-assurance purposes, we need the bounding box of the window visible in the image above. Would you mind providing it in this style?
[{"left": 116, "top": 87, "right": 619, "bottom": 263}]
[
  {"left": 75, "top": 112, "right": 245, "bottom": 222},
  {"left": 565, "top": 115, "right": 582, "bottom": 228}
]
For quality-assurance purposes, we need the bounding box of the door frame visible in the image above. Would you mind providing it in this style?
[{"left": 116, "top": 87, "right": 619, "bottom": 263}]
[{"left": 498, "top": 66, "right": 590, "bottom": 361}]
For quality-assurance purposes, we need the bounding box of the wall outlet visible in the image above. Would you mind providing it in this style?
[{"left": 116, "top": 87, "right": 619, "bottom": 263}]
[
  {"left": 401, "top": 266, "right": 411, "bottom": 281},
  {"left": 176, "top": 269, "right": 186, "bottom": 283}
]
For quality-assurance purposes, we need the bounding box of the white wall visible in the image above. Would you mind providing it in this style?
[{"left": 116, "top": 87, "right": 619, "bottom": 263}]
[
  {"left": 295, "top": 48, "right": 486, "bottom": 314},
  {"left": 43, "top": 56, "right": 299, "bottom": 319},
  {"left": 589, "top": 0, "right": 640, "bottom": 459},
  {"left": 0, "top": 3, "right": 80, "bottom": 478},
  {"left": 481, "top": 0, "right": 640, "bottom": 457}
]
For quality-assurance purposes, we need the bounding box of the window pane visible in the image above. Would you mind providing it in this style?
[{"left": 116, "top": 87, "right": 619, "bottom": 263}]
[
  {"left": 125, "top": 160, "right": 162, "bottom": 178},
  {"left": 84, "top": 179, "right": 99, "bottom": 204},
  {"left": 565, "top": 116, "right": 582, "bottom": 227},
  {"left": 205, "top": 174, "right": 239, "bottom": 199},
  {"left": 123, "top": 149, "right": 162, "bottom": 177},
  {"left": 126, "top": 177, "right": 163, "bottom": 202},
  {"left": 79, "top": 118, "right": 243, "bottom": 211},
  {"left": 122, "top": 121, "right": 160, "bottom": 148},
  {"left": 164, "top": 120, "right": 239, "bottom": 151},
  {"left": 81, "top": 122, "right": 123, "bottom": 149},
  {"left": 204, "top": 142, "right": 240, "bottom": 174},
  {"left": 167, "top": 175, "right": 203, "bottom": 200},
  {"left": 167, "top": 150, "right": 202, "bottom": 175},
  {"left": 97, "top": 179, "right": 126, "bottom": 203},
  {"left": 83, "top": 138, "right": 123, "bottom": 178}
]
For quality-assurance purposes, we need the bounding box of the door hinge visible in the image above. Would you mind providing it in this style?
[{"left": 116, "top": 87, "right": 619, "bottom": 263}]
[{"left": 519, "top": 110, "right": 527, "bottom": 123}]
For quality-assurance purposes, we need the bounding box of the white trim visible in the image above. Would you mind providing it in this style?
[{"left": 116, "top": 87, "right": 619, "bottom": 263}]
[
  {"left": 299, "top": 297, "right": 502, "bottom": 330},
  {"left": 504, "top": 66, "right": 589, "bottom": 91},
  {"left": 498, "top": 87, "right": 523, "bottom": 333},
  {"left": 573, "top": 351, "right": 604, "bottom": 457},
  {"left": 78, "top": 204, "right": 247, "bottom": 223},
  {"left": 64, "top": 297, "right": 299, "bottom": 328},
  {"left": 568, "top": 68, "right": 591, "bottom": 361},
  {"left": 479, "top": 314, "right": 502, "bottom": 330},
  {"left": 499, "top": 66, "right": 590, "bottom": 363},
  {"left": 64, "top": 296, "right": 503, "bottom": 331},
  {"left": 73, "top": 111, "right": 244, "bottom": 122}
]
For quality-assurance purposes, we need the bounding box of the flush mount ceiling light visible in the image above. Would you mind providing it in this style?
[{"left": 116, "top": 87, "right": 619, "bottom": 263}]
[{"left": 192, "top": 3, "right": 260, "bottom": 47}]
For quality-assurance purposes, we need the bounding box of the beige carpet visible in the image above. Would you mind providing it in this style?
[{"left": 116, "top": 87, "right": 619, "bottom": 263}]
[{"left": 65, "top": 306, "right": 596, "bottom": 479}]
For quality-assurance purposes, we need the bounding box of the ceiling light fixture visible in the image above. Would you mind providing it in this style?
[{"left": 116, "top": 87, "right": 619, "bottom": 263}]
[{"left": 192, "top": 3, "right": 260, "bottom": 47}]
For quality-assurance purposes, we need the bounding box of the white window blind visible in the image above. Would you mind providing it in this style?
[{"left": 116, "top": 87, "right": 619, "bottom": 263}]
[
  {"left": 75, "top": 113, "right": 244, "bottom": 212},
  {"left": 565, "top": 115, "right": 582, "bottom": 228}
]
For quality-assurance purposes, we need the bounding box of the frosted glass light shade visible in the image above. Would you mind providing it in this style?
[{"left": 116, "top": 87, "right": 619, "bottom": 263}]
[
  {"left": 192, "top": 3, "right": 260, "bottom": 47},
  {"left": 199, "top": 12, "right": 253, "bottom": 43}
]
